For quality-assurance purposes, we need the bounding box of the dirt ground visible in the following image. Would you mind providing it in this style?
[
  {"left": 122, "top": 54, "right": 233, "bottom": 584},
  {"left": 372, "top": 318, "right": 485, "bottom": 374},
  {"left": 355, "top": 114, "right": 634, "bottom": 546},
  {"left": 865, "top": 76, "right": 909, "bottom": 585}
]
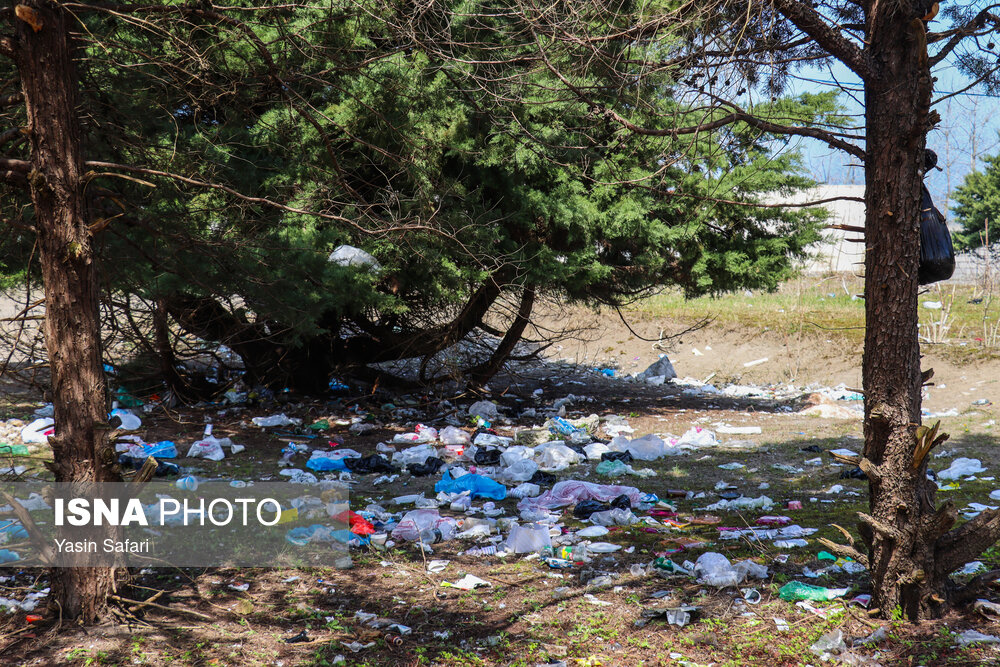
[{"left": 2, "top": 307, "right": 1000, "bottom": 667}]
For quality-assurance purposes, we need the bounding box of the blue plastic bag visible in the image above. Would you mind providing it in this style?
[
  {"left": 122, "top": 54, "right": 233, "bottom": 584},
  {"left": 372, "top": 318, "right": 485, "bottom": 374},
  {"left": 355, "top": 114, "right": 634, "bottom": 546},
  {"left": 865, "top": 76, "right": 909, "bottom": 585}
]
[
  {"left": 144, "top": 441, "right": 178, "bottom": 459},
  {"left": 306, "top": 456, "right": 348, "bottom": 472},
  {"left": 435, "top": 470, "right": 507, "bottom": 500}
]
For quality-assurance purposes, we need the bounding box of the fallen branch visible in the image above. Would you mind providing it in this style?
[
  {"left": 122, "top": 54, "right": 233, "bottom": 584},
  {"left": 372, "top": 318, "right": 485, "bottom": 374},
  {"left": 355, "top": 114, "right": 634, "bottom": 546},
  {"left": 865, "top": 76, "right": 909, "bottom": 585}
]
[{"left": 109, "top": 594, "right": 214, "bottom": 621}]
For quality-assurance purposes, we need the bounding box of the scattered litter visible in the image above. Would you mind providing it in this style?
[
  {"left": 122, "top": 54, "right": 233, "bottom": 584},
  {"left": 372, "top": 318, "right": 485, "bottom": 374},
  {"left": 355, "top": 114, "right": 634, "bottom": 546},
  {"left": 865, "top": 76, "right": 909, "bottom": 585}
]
[
  {"left": 956, "top": 629, "right": 1000, "bottom": 646},
  {"left": 938, "top": 458, "right": 986, "bottom": 480},
  {"left": 443, "top": 574, "right": 491, "bottom": 590}
]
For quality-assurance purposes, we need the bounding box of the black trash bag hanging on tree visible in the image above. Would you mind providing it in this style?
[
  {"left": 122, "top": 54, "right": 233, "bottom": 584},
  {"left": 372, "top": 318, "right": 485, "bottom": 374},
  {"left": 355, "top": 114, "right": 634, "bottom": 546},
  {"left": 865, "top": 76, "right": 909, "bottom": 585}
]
[{"left": 919, "top": 150, "right": 955, "bottom": 285}]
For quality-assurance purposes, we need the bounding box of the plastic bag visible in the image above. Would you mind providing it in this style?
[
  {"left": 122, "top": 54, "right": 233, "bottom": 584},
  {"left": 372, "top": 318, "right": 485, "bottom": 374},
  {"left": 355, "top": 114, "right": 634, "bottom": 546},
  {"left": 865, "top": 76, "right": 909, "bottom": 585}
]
[
  {"left": 468, "top": 400, "right": 500, "bottom": 420},
  {"left": 574, "top": 499, "right": 610, "bottom": 519},
  {"left": 500, "top": 446, "right": 534, "bottom": 467},
  {"left": 519, "top": 480, "right": 643, "bottom": 512},
  {"left": 187, "top": 438, "right": 225, "bottom": 461},
  {"left": 529, "top": 470, "right": 557, "bottom": 485},
  {"left": 306, "top": 452, "right": 349, "bottom": 471},
  {"left": 391, "top": 444, "right": 439, "bottom": 467},
  {"left": 534, "top": 442, "right": 582, "bottom": 472},
  {"left": 110, "top": 408, "right": 142, "bottom": 431},
  {"left": 440, "top": 426, "right": 471, "bottom": 446},
  {"left": 20, "top": 418, "right": 54, "bottom": 444},
  {"left": 434, "top": 470, "right": 507, "bottom": 500},
  {"left": 474, "top": 448, "right": 502, "bottom": 465},
  {"left": 407, "top": 457, "right": 445, "bottom": 476},
  {"left": 676, "top": 427, "right": 718, "bottom": 449},
  {"left": 918, "top": 185, "right": 955, "bottom": 285},
  {"left": 251, "top": 413, "right": 300, "bottom": 427},
  {"left": 391, "top": 509, "right": 441, "bottom": 541},
  {"left": 328, "top": 245, "right": 381, "bottom": 270},
  {"left": 583, "top": 441, "right": 611, "bottom": 461},
  {"left": 627, "top": 434, "right": 668, "bottom": 461},
  {"left": 601, "top": 451, "right": 633, "bottom": 463},
  {"left": 505, "top": 523, "right": 552, "bottom": 553},
  {"left": 501, "top": 458, "right": 539, "bottom": 483},
  {"left": 145, "top": 441, "right": 178, "bottom": 458},
  {"left": 938, "top": 457, "right": 986, "bottom": 480},
  {"left": 588, "top": 508, "right": 639, "bottom": 526},
  {"left": 694, "top": 552, "right": 742, "bottom": 587},
  {"left": 344, "top": 454, "right": 396, "bottom": 475},
  {"left": 509, "top": 482, "right": 541, "bottom": 499}
]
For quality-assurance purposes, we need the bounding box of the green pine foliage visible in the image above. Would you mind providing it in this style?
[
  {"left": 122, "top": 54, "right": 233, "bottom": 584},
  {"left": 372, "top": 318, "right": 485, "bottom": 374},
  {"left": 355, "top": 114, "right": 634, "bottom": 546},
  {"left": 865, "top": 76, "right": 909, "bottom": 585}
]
[
  {"left": 951, "top": 154, "right": 1000, "bottom": 250},
  {"left": 1, "top": 0, "right": 830, "bottom": 378}
]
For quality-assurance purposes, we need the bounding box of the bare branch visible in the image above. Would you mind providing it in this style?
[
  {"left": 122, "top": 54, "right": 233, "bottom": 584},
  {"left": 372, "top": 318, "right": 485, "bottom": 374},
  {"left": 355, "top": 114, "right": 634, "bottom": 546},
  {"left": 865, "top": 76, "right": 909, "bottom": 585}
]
[
  {"left": 936, "top": 508, "right": 1000, "bottom": 576},
  {"left": 0, "top": 157, "right": 29, "bottom": 173},
  {"left": 0, "top": 36, "right": 12, "bottom": 60},
  {"left": 929, "top": 6, "right": 1000, "bottom": 67},
  {"left": 770, "top": 0, "right": 873, "bottom": 81}
]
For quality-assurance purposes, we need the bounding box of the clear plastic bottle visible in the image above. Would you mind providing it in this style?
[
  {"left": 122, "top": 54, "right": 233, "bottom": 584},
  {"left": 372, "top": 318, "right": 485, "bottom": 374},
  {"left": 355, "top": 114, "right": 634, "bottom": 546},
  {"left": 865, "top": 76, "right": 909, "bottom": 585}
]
[{"left": 541, "top": 544, "right": 589, "bottom": 562}]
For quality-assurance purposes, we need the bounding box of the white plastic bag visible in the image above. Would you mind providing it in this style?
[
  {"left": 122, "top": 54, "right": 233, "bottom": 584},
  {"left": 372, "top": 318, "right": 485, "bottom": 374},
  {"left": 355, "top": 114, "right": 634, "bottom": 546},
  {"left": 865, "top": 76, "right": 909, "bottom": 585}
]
[
  {"left": 501, "top": 459, "right": 538, "bottom": 483},
  {"left": 20, "top": 418, "right": 54, "bottom": 444},
  {"left": 391, "top": 444, "right": 439, "bottom": 467},
  {"left": 694, "top": 552, "right": 742, "bottom": 587},
  {"left": 938, "top": 457, "right": 986, "bottom": 480},
  {"left": 509, "top": 483, "right": 541, "bottom": 499},
  {"left": 504, "top": 523, "right": 552, "bottom": 553},
  {"left": 251, "top": 413, "right": 300, "bottom": 427},
  {"left": 187, "top": 437, "right": 226, "bottom": 461},
  {"left": 440, "top": 426, "right": 471, "bottom": 446},
  {"left": 328, "top": 245, "right": 381, "bottom": 270},
  {"left": 534, "top": 442, "right": 582, "bottom": 472},
  {"left": 627, "top": 434, "right": 667, "bottom": 461}
]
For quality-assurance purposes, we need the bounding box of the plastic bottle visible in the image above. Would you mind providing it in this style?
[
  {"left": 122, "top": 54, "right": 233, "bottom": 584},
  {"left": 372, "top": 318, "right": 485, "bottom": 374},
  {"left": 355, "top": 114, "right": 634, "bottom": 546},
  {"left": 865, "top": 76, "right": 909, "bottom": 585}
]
[
  {"left": 541, "top": 545, "right": 589, "bottom": 562},
  {"left": 464, "top": 545, "right": 498, "bottom": 556}
]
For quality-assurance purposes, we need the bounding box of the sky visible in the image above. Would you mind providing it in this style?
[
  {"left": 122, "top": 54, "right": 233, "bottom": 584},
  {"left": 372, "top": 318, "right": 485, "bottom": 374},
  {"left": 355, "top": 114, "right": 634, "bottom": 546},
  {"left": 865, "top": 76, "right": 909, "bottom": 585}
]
[{"left": 782, "top": 55, "right": 1000, "bottom": 216}]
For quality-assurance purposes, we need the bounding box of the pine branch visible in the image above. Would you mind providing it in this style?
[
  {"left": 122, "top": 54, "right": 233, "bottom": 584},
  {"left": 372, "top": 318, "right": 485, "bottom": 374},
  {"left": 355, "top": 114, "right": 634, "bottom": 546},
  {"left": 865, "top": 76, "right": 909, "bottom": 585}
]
[{"left": 534, "top": 36, "right": 866, "bottom": 161}]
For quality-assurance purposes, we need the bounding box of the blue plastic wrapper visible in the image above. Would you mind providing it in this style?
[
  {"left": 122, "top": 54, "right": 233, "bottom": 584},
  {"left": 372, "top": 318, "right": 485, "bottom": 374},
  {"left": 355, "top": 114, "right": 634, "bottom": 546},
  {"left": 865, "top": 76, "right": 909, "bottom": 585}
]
[
  {"left": 550, "top": 416, "right": 581, "bottom": 435},
  {"left": 434, "top": 470, "right": 507, "bottom": 500}
]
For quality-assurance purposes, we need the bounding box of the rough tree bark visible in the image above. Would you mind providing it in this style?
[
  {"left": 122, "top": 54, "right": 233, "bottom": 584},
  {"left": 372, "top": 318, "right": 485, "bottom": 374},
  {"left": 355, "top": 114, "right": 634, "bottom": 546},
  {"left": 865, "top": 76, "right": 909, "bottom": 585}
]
[
  {"left": 861, "top": 3, "right": 949, "bottom": 619},
  {"left": 12, "top": 0, "right": 119, "bottom": 622}
]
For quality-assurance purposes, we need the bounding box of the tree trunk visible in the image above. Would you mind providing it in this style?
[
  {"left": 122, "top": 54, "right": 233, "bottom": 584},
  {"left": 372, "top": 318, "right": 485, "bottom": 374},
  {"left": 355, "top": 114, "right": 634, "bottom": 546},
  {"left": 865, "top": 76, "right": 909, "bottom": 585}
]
[
  {"left": 13, "top": 0, "right": 118, "bottom": 623},
  {"left": 862, "top": 5, "right": 942, "bottom": 620}
]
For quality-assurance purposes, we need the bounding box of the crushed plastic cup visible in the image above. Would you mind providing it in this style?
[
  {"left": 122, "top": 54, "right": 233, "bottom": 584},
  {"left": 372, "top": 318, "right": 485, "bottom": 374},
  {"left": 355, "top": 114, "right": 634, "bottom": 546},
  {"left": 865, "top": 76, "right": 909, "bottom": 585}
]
[{"left": 175, "top": 475, "right": 198, "bottom": 491}]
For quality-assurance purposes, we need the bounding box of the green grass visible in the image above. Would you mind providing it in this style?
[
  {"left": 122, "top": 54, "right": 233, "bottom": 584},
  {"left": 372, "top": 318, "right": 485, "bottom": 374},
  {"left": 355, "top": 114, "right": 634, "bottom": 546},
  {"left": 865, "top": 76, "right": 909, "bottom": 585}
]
[{"left": 627, "top": 275, "right": 1000, "bottom": 357}]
